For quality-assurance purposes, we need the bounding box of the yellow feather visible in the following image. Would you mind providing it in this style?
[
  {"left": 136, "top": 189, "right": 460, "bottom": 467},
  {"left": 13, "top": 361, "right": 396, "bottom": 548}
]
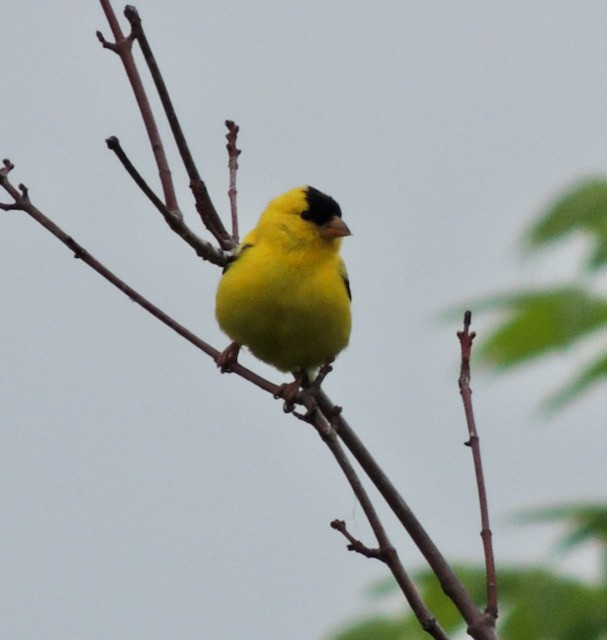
[{"left": 215, "top": 187, "right": 351, "bottom": 374}]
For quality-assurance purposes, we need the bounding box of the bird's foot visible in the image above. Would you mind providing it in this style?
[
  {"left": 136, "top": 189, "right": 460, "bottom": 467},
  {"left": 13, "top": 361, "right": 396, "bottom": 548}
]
[
  {"left": 215, "top": 341, "right": 241, "bottom": 373},
  {"left": 275, "top": 370, "right": 309, "bottom": 412}
]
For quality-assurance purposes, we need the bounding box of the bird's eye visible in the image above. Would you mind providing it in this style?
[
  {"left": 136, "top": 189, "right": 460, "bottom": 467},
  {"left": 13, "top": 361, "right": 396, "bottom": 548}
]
[{"left": 300, "top": 210, "right": 312, "bottom": 221}]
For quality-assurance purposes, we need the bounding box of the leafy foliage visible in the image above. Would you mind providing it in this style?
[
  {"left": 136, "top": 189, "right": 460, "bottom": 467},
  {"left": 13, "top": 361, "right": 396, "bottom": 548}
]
[
  {"left": 476, "top": 286, "right": 607, "bottom": 367},
  {"left": 326, "top": 507, "right": 607, "bottom": 640},
  {"left": 327, "top": 615, "right": 413, "bottom": 640},
  {"left": 327, "top": 180, "right": 607, "bottom": 639},
  {"left": 472, "top": 178, "right": 607, "bottom": 409},
  {"left": 526, "top": 178, "right": 607, "bottom": 270},
  {"left": 516, "top": 503, "right": 607, "bottom": 576}
]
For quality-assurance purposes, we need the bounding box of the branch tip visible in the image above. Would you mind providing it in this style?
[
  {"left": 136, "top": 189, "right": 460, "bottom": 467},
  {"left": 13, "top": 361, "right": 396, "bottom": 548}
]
[
  {"left": 225, "top": 120, "right": 241, "bottom": 153},
  {"left": 330, "top": 519, "right": 383, "bottom": 559},
  {"left": 105, "top": 135, "right": 120, "bottom": 150},
  {"left": 96, "top": 30, "right": 109, "bottom": 46},
  {"left": 124, "top": 5, "right": 141, "bottom": 25},
  {"left": 311, "top": 358, "right": 334, "bottom": 390},
  {"left": 457, "top": 310, "right": 475, "bottom": 344},
  {"left": 96, "top": 29, "right": 123, "bottom": 52},
  {"left": 330, "top": 518, "right": 346, "bottom": 531},
  {"left": 225, "top": 120, "right": 241, "bottom": 242}
]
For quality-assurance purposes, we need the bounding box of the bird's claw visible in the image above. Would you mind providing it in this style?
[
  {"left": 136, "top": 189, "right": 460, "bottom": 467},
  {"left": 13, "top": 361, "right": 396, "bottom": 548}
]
[
  {"left": 215, "top": 342, "right": 241, "bottom": 373},
  {"left": 275, "top": 370, "right": 310, "bottom": 411},
  {"left": 275, "top": 379, "right": 301, "bottom": 412}
]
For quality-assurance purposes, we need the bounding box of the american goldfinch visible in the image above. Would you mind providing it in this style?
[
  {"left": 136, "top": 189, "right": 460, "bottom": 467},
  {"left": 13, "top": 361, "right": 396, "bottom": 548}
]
[{"left": 215, "top": 186, "right": 351, "bottom": 400}]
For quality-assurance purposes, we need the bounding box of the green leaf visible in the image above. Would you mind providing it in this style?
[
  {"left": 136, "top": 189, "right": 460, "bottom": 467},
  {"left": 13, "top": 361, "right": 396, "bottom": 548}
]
[
  {"left": 325, "top": 615, "right": 409, "bottom": 640},
  {"left": 527, "top": 178, "right": 607, "bottom": 270},
  {"left": 515, "top": 504, "right": 607, "bottom": 586},
  {"left": 476, "top": 286, "right": 607, "bottom": 368},
  {"left": 542, "top": 352, "right": 607, "bottom": 411},
  {"left": 497, "top": 568, "right": 607, "bottom": 640},
  {"left": 414, "top": 565, "right": 607, "bottom": 640},
  {"left": 515, "top": 504, "right": 607, "bottom": 552},
  {"left": 326, "top": 561, "right": 607, "bottom": 640}
]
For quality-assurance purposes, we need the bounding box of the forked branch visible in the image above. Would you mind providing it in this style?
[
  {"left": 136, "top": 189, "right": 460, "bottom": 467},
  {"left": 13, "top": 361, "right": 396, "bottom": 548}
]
[
  {"left": 122, "top": 4, "right": 232, "bottom": 249},
  {"left": 294, "top": 393, "right": 449, "bottom": 640},
  {"left": 105, "top": 136, "right": 226, "bottom": 267},
  {"left": 97, "top": 1, "right": 233, "bottom": 250},
  {"left": 97, "top": 0, "right": 178, "bottom": 214},
  {"left": 312, "top": 388, "right": 497, "bottom": 640},
  {"left": 2, "top": 3, "right": 501, "bottom": 638}
]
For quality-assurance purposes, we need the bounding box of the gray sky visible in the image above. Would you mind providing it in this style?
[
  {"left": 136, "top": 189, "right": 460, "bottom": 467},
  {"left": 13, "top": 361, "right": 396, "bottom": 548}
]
[{"left": 3, "top": 2, "right": 607, "bottom": 639}]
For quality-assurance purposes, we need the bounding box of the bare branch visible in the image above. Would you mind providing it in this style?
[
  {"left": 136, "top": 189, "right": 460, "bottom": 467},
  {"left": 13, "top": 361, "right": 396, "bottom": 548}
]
[
  {"left": 312, "top": 388, "right": 498, "bottom": 640},
  {"left": 105, "top": 136, "right": 226, "bottom": 267},
  {"left": 97, "top": 0, "right": 179, "bottom": 213},
  {"left": 3, "top": 153, "right": 462, "bottom": 640},
  {"left": 0, "top": 163, "right": 275, "bottom": 398},
  {"left": 330, "top": 520, "right": 383, "bottom": 559},
  {"left": 122, "top": 5, "right": 234, "bottom": 250},
  {"left": 299, "top": 393, "right": 450, "bottom": 640},
  {"left": 2, "top": 157, "right": 497, "bottom": 639},
  {"left": 5, "top": 7, "right": 502, "bottom": 638},
  {"left": 458, "top": 311, "right": 498, "bottom": 620},
  {"left": 330, "top": 520, "right": 452, "bottom": 638}
]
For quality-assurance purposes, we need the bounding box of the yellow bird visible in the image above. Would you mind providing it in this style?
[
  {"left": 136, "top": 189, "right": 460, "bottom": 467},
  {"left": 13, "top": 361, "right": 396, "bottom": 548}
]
[{"left": 215, "top": 186, "right": 352, "bottom": 400}]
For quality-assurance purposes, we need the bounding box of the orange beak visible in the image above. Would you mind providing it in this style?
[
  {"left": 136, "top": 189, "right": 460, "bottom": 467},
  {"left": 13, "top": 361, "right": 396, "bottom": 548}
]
[{"left": 319, "top": 216, "right": 351, "bottom": 239}]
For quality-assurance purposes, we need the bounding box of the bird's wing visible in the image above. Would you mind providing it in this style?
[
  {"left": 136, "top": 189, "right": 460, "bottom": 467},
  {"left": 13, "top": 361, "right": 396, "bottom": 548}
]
[{"left": 340, "top": 258, "right": 352, "bottom": 301}]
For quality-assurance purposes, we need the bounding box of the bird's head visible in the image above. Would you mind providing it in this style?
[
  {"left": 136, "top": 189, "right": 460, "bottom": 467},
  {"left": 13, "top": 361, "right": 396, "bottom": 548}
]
[{"left": 258, "top": 186, "right": 351, "bottom": 250}]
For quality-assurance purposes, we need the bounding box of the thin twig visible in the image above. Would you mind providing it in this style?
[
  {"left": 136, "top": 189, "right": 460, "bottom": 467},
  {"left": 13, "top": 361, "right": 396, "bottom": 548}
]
[
  {"left": 122, "top": 5, "right": 233, "bottom": 250},
  {"left": 105, "top": 136, "right": 226, "bottom": 267},
  {"left": 312, "top": 388, "right": 498, "bottom": 640},
  {"left": 330, "top": 522, "right": 452, "bottom": 640},
  {"left": 225, "top": 120, "right": 241, "bottom": 243},
  {"left": 311, "top": 358, "right": 334, "bottom": 389},
  {"left": 0, "top": 162, "right": 274, "bottom": 398},
  {"left": 330, "top": 520, "right": 383, "bottom": 558},
  {"left": 97, "top": 0, "right": 179, "bottom": 213},
  {"left": 1, "top": 160, "right": 497, "bottom": 639},
  {"left": 298, "top": 392, "right": 450, "bottom": 640},
  {"left": 8, "top": 7, "right": 499, "bottom": 636},
  {"left": 457, "top": 311, "right": 498, "bottom": 620}
]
